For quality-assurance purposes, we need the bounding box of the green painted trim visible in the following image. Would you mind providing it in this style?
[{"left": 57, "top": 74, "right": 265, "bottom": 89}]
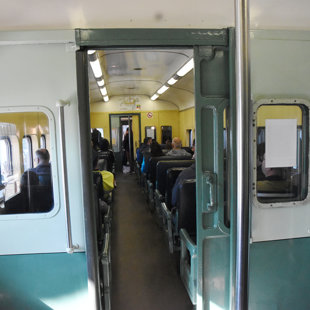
[{"left": 75, "top": 28, "right": 228, "bottom": 47}]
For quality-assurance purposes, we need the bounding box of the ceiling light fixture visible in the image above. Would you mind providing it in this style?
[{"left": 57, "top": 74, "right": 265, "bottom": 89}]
[
  {"left": 151, "top": 94, "right": 159, "bottom": 101},
  {"left": 167, "top": 77, "right": 178, "bottom": 85},
  {"left": 176, "top": 58, "right": 194, "bottom": 77},
  {"left": 90, "top": 59, "right": 102, "bottom": 79},
  {"left": 88, "top": 50, "right": 109, "bottom": 102},
  {"left": 157, "top": 85, "right": 169, "bottom": 94},
  {"left": 150, "top": 57, "right": 194, "bottom": 101},
  {"left": 97, "top": 79, "right": 105, "bottom": 87},
  {"left": 100, "top": 87, "right": 107, "bottom": 96}
]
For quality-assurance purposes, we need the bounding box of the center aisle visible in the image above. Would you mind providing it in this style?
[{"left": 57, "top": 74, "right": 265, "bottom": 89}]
[{"left": 111, "top": 173, "right": 193, "bottom": 310}]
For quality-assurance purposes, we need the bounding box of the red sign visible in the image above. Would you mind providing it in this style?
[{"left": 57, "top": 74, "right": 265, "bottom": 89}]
[{"left": 147, "top": 112, "right": 153, "bottom": 119}]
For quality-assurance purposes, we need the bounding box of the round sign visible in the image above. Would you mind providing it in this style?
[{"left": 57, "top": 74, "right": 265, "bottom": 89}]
[{"left": 147, "top": 112, "right": 153, "bottom": 119}]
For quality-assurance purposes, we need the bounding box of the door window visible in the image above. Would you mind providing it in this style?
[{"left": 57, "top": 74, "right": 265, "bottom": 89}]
[{"left": 255, "top": 104, "right": 308, "bottom": 204}]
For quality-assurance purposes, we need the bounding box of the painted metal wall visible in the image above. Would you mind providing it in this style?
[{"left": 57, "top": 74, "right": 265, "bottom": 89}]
[
  {"left": 0, "top": 30, "right": 88, "bottom": 309},
  {"left": 249, "top": 29, "right": 310, "bottom": 308}
]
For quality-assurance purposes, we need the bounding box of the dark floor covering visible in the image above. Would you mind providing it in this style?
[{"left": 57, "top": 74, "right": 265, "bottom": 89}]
[{"left": 111, "top": 172, "right": 193, "bottom": 310}]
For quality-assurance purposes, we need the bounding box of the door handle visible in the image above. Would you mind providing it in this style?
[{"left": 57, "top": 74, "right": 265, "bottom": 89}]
[{"left": 202, "top": 171, "right": 217, "bottom": 213}]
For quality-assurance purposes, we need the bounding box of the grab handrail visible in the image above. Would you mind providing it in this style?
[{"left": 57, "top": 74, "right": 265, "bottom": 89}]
[{"left": 56, "top": 100, "right": 79, "bottom": 254}]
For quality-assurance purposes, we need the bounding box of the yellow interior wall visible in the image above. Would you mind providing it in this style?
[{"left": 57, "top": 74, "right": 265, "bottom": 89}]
[
  {"left": 257, "top": 105, "right": 302, "bottom": 126},
  {"left": 179, "top": 108, "right": 195, "bottom": 146}
]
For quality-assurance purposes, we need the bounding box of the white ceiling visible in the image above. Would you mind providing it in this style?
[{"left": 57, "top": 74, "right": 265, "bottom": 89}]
[
  {"left": 1, "top": 0, "right": 310, "bottom": 31},
  {"left": 3, "top": 0, "right": 310, "bottom": 109}
]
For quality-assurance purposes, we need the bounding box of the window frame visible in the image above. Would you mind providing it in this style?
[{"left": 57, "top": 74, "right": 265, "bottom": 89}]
[
  {"left": 252, "top": 98, "right": 310, "bottom": 209},
  {"left": 0, "top": 106, "right": 59, "bottom": 220}
]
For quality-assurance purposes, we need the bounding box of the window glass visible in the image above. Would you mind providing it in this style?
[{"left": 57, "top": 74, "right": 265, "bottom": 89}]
[
  {"left": 96, "top": 128, "right": 104, "bottom": 137},
  {"left": 40, "top": 135, "right": 46, "bottom": 149},
  {"left": 161, "top": 126, "right": 172, "bottom": 144},
  {"left": 22, "top": 136, "right": 33, "bottom": 171},
  {"left": 187, "top": 129, "right": 193, "bottom": 147},
  {"left": 0, "top": 138, "right": 12, "bottom": 180},
  {"left": 256, "top": 104, "right": 308, "bottom": 203},
  {"left": 0, "top": 112, "right": 54, "bottom": 214}
]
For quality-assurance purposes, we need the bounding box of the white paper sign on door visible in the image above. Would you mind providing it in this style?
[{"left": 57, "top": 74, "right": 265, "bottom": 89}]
[{"left": 265, "top": 119, "right": 297, "bottom": 168}]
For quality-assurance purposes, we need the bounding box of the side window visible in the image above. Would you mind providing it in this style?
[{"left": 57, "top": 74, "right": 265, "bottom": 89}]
[
  {"left": 187, "top": 129, "right": 193, "bottom": 147},
  {"left": 22, "top": 136, "right": 33, "bottom": 171},
  {"left": 0, "top": 138, "right": 13, "bottom": 180},
  {"left": 0, "top": 112, "right": 54, "bottom": 215},
  {"left": 161, "top": 126, "right": 172, "bottom": 144},
  {"left": 255, "top": 103, "right": 309, "bottom": 204},
  {"left": 40, "top": 134, "right": 46, "bottom": 149}
]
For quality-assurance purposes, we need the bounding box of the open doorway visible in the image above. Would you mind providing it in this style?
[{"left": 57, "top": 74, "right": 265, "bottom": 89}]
[
  {"left": 109, "top": 113, "right": 141, "bottom": 173},
  {"left": 86, "top": 45, "right": 195, "bottom": 310}
]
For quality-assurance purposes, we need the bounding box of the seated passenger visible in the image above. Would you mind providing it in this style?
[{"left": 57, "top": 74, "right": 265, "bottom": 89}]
[
  {"left": 5, "top": 171, "right": 48, "bottom": 213},
  {"left": 137, "top": 137, "right": 152, "bottom": 164},
  {"left": 166, "top": 137, "right": 192, "bottom": 157},
  {"left": 150, "top": 140, "right": 164, "bottom": 157},
  {"left": 165, "top": 139, "right": 172, "bottom": 150},
  {"left": 141, "top": 141, "right": 164, "bottom": 174},
  {"left": 93, "top": 152, "right": 114, "bottom": 203},
  {"left": 98, "top": 137, "right": 115, "bottom": 173},
  {"left": 30, "top": 149, "right": 52, "bottom": 188},
  {"left": 171, "top": 162, "right": 196, "bottom": 207}
]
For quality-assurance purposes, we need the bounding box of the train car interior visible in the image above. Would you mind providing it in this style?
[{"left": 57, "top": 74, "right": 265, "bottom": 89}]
[
  {"left": 88, "top": 47, "right": 197, "bottom": 309},
  {"left": 2, "top": 1, "right": 310, "bottom": 310}
]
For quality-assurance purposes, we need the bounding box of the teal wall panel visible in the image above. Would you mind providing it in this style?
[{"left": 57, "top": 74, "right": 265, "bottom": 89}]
[
  {"left": 203, "top": 237, "right": 230, "bottom": 310},
  {"left": 249, "top": 238, "right": 310, "bottom": 310},
  {"left": 0, "top": 253, "right": 88, "bottom": 310}
]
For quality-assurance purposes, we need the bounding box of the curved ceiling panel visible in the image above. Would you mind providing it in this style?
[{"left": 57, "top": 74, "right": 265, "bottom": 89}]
[{"left": 89, "top": 48, "right": 194, "bottom": 109}]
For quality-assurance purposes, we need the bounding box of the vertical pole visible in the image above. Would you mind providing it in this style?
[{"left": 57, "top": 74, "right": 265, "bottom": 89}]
[
  {"left": 128, "top": 115, "right": 133, "bottom": 171},
  {"left": 235, "top": 0, "right": 250, "bottom": 309},
  {"left": 56, "top": 100, "right": 78, "bottom": 254}
]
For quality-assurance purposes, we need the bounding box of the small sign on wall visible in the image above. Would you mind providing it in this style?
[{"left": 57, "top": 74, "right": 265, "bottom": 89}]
[
  {"left": 147, "top": 112, "right": 153, "bottom": 119},
  {"left": 265, "top": 118, "right": 297, "bottom": 168}
]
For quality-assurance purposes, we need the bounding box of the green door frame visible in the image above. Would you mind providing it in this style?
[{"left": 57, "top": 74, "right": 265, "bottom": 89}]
[{"left": 76, "top": 28, "right": 237, "bottom": 310}]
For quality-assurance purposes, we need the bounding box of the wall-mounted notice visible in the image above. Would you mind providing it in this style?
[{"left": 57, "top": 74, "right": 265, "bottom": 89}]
[{"left": 265, "top": 119, "right": 297, "bottom": 168}]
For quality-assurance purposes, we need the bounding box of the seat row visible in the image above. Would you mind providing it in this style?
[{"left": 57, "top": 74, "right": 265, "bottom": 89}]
[
  {"left": 135, "top": 152, "right": 197, "bottom": 305},
  {"left": 92, "top": 150, "right": 115, "bottom": 310}
]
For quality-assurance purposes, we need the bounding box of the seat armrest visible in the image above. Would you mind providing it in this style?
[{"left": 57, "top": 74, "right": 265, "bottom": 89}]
[
  {"left": 180, "top": 228, "right": 196, "bottom": 255},
  {"left": 154, "top": 189, "right": 164, "bottom": 202}
]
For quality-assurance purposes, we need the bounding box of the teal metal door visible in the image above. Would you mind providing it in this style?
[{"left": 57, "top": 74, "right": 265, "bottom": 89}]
[{"left": 194, "top": 29, "right": 236, "bottom": 310}]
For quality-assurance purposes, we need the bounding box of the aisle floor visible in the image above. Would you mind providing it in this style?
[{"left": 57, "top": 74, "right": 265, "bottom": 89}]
[{"left": 111, "top": 173, "right": 193, "bottom": 310}]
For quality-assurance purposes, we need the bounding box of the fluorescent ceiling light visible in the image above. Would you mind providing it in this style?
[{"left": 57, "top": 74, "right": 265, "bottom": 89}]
[
  {"left": 177, "top": 58, "right": 194, "bottom": 77},
  {"left": 97, "top": 79, "right": 105, "bottom": 87},
  {"left": 87, "top": 50, "right": 96, "bottom": 55},
  {"left": 103, "top": 96, "right": 109, "bottom": 102},
  {"left": 151, "top": 94, "right": 159, "bottom": 101},
  {"left": 90, "top": 59, "right": 102, "bottom": 79},
  {"left": 157, "top": 85, "right": 169, "bottom": 94},
  {"left": 167, "top": 77, "right": 178, "bottom": 85},
  {"left": 100, "top": 87, "right": 107, "bottom": 96}
]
